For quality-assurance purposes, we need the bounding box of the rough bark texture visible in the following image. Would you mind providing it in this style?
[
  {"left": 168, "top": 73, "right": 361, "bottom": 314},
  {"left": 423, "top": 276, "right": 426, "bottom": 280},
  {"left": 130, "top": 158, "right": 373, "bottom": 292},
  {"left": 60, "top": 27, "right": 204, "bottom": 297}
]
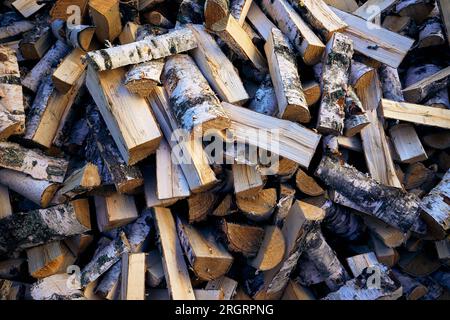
[
  {"left": 379, "top": 65, "right": 405, "bottom": 102},
  {"left": 344, "top": 87, "right": 370, "bottom": 137},
  {"left": 315, "top": 156, "right": 421, "bottom": 233},
  {"left": 80, "top": 232, "right": 130, "bottom": 287},
  {"left": 0, "top": 200, "right": 90, "bottom": 255},
  {"left": 404, "top": 64, "right": 450, "bottom": 104},
  {"left": 95, "top": 261, "right": 121, "bottom": 299},
  {"left": 86, "top": 28, "right": 197, "bottom": 71},
  {"left": 177, "top": 0, "right": 206, "bottom": 24},
  {"left": 125, "top": 209, "right": 152, "bottom": 253},
  {"left": 322, "top": 200, "right": 363, "bottom": 241},
  {"left": 30, "top": 274, "right": 85, "bottom": 300},
  {"left": 162, "top": 54, "right": 230, "bottom": 133},
  {"left": 317, "top": 33, "right": 353, "bottom": 135},
  {"left": 248, "top": 75, "right": 278, "bottom": 116},
  {"left": 22, "top": 40, "right": 70, "bottom": 92}
]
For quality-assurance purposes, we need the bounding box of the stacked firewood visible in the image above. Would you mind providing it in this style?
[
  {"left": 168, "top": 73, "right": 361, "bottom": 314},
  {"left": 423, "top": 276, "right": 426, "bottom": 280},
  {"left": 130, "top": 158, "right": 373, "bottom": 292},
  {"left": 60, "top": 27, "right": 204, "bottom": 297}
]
[{"left": 0, "top": 0, "right": 449, "bottom": 301}]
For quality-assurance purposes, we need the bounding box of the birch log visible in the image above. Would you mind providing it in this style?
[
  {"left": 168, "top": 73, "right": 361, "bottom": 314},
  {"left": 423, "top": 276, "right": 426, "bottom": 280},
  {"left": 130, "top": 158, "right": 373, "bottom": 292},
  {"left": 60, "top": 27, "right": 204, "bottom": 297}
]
[
  {"left": 260, "top": 0, "right": 325, "bottom": 65},
  {"left": 0, "top": 142, "right": 68, "bottom": 183},
  {"left": 66, "top": 24, "right": 96, "bottom": 51},
  {"left": 162, "top": 54, "right": 230, "bottom": 134},
  {"left": 265, "top": 28, "right": 310, "bottom": 123},
  {"left": 315, "top": 156, "right": 421, "bottom": 233},
  {"left": 344, "top": 87, "right": 370, "bottom": 137},
  {"left": 22, "top": 40, "right": 70, "bottom": 93},
  {"left": 379, "top": 65, "right": 405, "bottom": 102},
  {"left": 0, "top": 199, "right": 90, "bottom": 255},
  {"left": 0, "top": 45, "right": 25, "bottom": 140},
  {"left": 86, "top": 28, "right": 197, "bottom": 71},
  {"left": 420, "top": 169, "right": 450, "bottom": 239},
  {"left": 204, "top": 0, "right": 230, "bottom": 29},
  {"left": 316, "top": 33, "right": 353, "bottom": 135},
  {"left": 0, "top": 13, "right": 34, "bottom": 41},
  {"left": 30, "top": 274, "right": 85, "bottom": 300}
]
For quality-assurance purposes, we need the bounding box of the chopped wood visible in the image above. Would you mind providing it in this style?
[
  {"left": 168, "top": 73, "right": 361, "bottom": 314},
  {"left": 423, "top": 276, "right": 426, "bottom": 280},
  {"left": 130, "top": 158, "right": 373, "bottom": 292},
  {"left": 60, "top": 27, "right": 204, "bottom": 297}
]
[
  {"left": 153, "top": 207, "right": 195, "bottom": 300},
  {"left": 323, "top": 0, "right": 359, "bottom": 12},
  {"left": 89, "top": 0, "right": 122, "bottom": 44},
  {"left": 346, "top": 252, "right": 378, "bottom": 277},
  {"left": 19, "top": 25, "right": 52, "bottom": 60},
  {"left": 95, "top": 193, "right": 139, "bottom": 232},
  {"left": 337, "top": 135, "right": 363, "bottom": 152},
  {"left": 26, "top": 241, "right": 75, "bottom": 279},
  {"left": 232, "top": 164, "right": 263, "bottom": 197},
  {"left": 437, "top": 0, "right": 450, "bottom": 46},
  {"left": 286, "top": 0, "right": 347, "bottom": 41},
  {"left": 12, "top": 0, "right": 45, "bottom": 18},
  {"left": 282, "top": 280, "right": 315, "bottom": 300},
  {"left": 344, "top": 87, "right": 370, "bottom": 137},
  {"left": 0, "top": 16, "right": 34, "bottom": 42},
  {"left": 398, "top": 249, "right": 441, "bottom": 277},
  {"left": 86, "top": 66, "right": 161, "bottom": 165},
  {"left": 364, "top": 215, "right": 406, "bottom": 248},
  {"left": 303, "top": 80, "right": 321, "bottom": 106},
  {"left": 392, "top": 269, "right": 428, "bottom": 300},
  {"left": 295, "top": 168, "right": 324, "bottom": 196},
  {"left": 52, "top": 48, "right": 86, "bottom": 93},
  {"left": 423, "top": 132, "right": 450, "bottom": 150},
  {"left": 86, "top": 28, "right": 197, "bottom": 71},
  {"left": 353, "top": 0, "right": 398, "bottom": 22},
  {"left": 381, "top": 99, "right": 450, "bottom": 129},
  {"left": 49, "top": 0, "right": 89, "bottom": 24},
  {"left": 189, "top": 25, "right": 249, "bottom": 105},
  {"left": 246, "top": 2, "right": 276, "bottom": 41},
  {"left": 119, "top": 22, "right": 139, "bottom": 44},
  {"left": 249, "top": 225, "right": 285, "bottom": 271},
  {"left": 396, "top": 0, "right": 434, "bottom": 23},
  {"left": 260, "top": 0, "right": 325, "bottom": 65},
  {"left": 402, "top": 66, "right": 450, "bottom": 103},
  {"left": 188, "top": 192, "right": 218, "bottom": 223},
  {"left": 205, "top": 276, "right": 238, "bottom": 300},
  {"left": 0, "top": 199, "right": 90, "bottom": 254},
  {"left": 121, "top": 252, "right": 146, "bottom": 300},
  {"left": 219, "top": 220, "right": 264, "bottom": 257},
  {"left": 30, "top": 274, "right": 85, "bottom": 300},
  {"left": 0, "top": 184, "right": 12, "bottom": 219},
  {"left": 176, "top": 216, "right": 233, "bottom": 280},
  {"left": 435, "top": 236, "right": 450, "bottom": 260},
  {"left": 316, "top": 156, "right": 420, "bottom": 233},
  {"left": 212, "top": 14, "right": 268, "bottom": 73},
  {"left": 145, "top": 250, "right": 164, "bottom": 287},
  {"left": 265, "top": 28, "right": 310, "bottom": 123},
  {"left": 204, "top": 0, "right": 229, "bottom": 29},
  {"left": 389, "top": 124, "right": 427, "bottom": 164},
  {"left": 379, "top": 65, "right": 405, "bottom": 102},
  {"left": 145, "top": 11, "right": 174, "bottom": 29},
  {"left": 230, "top": 0, "right": 253, "bottom": 25},
  {"left": 236, "top": 188, "right": 277, "bottom": 221},
  {"left": 0, "top": 45, "right": 25, "bottom": 140},
  {"left": 331, "top": 7, "right": 414, "bottom": 68}
]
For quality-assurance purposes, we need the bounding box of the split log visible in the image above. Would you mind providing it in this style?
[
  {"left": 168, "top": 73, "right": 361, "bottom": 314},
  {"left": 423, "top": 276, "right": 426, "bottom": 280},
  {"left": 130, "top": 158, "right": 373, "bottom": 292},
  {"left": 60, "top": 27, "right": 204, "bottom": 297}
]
[
  {"left": 0, "top": 169, "right": 59, "bottom": 208},
  {"left": 435, "top": 237, "right": 450, "bottom": 259},
  {"left": 379, "top": 65, "right": 405, "bottom": 102},
  {"left": 297, "top": 227, "right": 349, "bottom": 291},
  {"left": 119, "top": 21, "right": 139, "bottom": 44},
  {"left": 124, "top": 26, "right": 167, "bottom": 96},
  {"left": 19, "top": 24, "right": 52, "bottom": 60},
  {"left": 0, "top": 45, "right": 25, "bottom": 140},
  {"left": 403, "top": 162, "right": 436, "bottom": 191},
  {"left": 316, "top": 32, "right": 353, "bottom": 135},
  {"left": 230, "top": 0, "right": 252, "bottom": 25},
  {"left": 303, "top": 80, "right": 321, "bottom": 106},
  {"left": 0, "top": 199, "right": 90, "bottom": 254},
  {"left": 223, "top": 102, "right": 321, "bottom": 169},
  {"left": 350, "top": 60, "right": 375, "bottom": 91},
  {"left": 364, "top": 216, "right": 406, "bottom": 248},
  {"left": 344, "top": 87, "right": 370, "bottom": 137},
  {"left": 358, "top": 76, "right": 403, "bottom": 188},
  {"left": 315, "top": 156, "right": 421, "bottom": 233},
  {"left": 282, "top": 280, "right": 315, "bottom": 300},
  {"left": 86, "top": 66, "right": 161, "bottom": 165},
  {"left": 12, "top": 0, "right": 45, "bottom": 18},
  {"left": 52, "top": 48, "right": 86, "bottom": 94},
  {"left": 153, "top": 207, "right": 195, "bottom": 300},
  {"left": 89, "top": 0, "right": 122, "bottom": 43},
  {"left": 346, "top": 252, "right": 378, "bottom": 277},
  {"left": 188, "top": 192, "right": 218, "bottom": 223},
  {"left": 211, "top": 194, "right": 235, "bottom": 217},
  {"left": 30, "top": 274, "right": 85, "bottom": 300},
  {"left": 95, "top": 261, "right": 120, "bottom": 299},
  {"left": 273, "top": 184, "right": 295, "bottom": 227},
  {"left": 418, "top": 6, "right": 445, "bottom": 48},
  {"left": 437, "top": 0, "right": 450, "bottom": 46},
  {"left": 26, "top": 241, "right": 75, "bottom": 279},
  {"left": 25, "top": 71, "right": 85, "bottom": 149},
  {"left": 0, "top": 142, "right": 68, "bottom": 183},
  {"left": 331, "top": 7, "right": 414, "bottom": 68},
  {"left": 64, "top": 233, "right": 93, "bottom": 257},
  {"left": 85, "top": 104, "right": 144, "bottom": 193},
  {"left": 189, "top": 25, "right": 249, "bottom": 105},
  {"left": 0, "top": 185, "right": 12, "bottom": 219},
  {"left": 402, "top": 66, "right": 450, "bottom": 104},
  {"left": 323, "top": 264, "right": 401, "bottom": 300},
  {"left": 162, "top": 54, "right": 230, "bottom": 134},
  {"left": 211, "top": 15, "right": 268, "bottom": 73},
  {"left": 420, "top": 169, "right": 450, "bottom": 239},
  {"left": 250, "top": 200, "right": 325, "bottom": 300},
  {"left": 381, "top": 99, "right": 450, "bottom": 129},
  {"left": 0, "top": 14, "right": 34, "bottom": 41},
  {"left": 353, "top": 0, "right": 397, "bottom": 22},
  {"left": 286, "top": 0, "right": 347, "bottom": 41},
  {"left": 86, "top": 28, "right": 197, "bottom": 71},
  {"left": 265, "top": 28, "right": 310, "bottom": 123},
  {"left": 295, "top": 168, "right": 324, "bottom": 196},
  {"left": 49, "top": 0, "right": 89, "bottom": 23},
  {"left": 51, "top": 163, "right": 101, "bottom": 204},
  {"left": 145, "top": 250, "right": 164, "bottom": 287},
  {"left": 323, "top": 0, "right": 359, "bottom": 12},
  {"left": 95, "top": 193, "right": 138, "bottom": 232},
  {"left": 398, "top": 249, "right": 441, "bottom": 277},
  {"left": 80, "top": 232, "right": 130, "bottom": 287},
  {"left": 219, "top": 220, "right": 264, "bottom": 257},
  {"left": 145, "top": 11, "right": 174, "bottom": 28},
  {"left": 156, "top": 138, "right": 190, "bottom": 203},
  {"left": 248, "top": 76, "right": 277, "bottom": 116},
  {"left": 177, "top": 0, "right": 205, "bottom": 24},
  {"left": 396, "top": 0, "right": 434, "bottom": 23},
  {"left": 65, "top": 24, "right": 96, "bottom": 51},
  {"left": 204, "top": 0, "right": 229, "bottom": 29},
  {"left": 147, "top": 87, "right": 218, "bottom": 193},
  {"left": 206, "top": 276, "right": 238, "bottom": 300},
  {"left": 249, "top": 225, "right": 285, "bottom": 271},
  {"left": 260, "top": 0, "right": 325, "bottom": 65},
  {"left": 176, "top": 217, "right": 233, "bottom": 280},
  {"left": 121, "top": 252, "right": 146, "bottom": 300},
  {"left": 236, "top": 188, "right": 277, "bottom": 222},
  {"left": 392, "top": 269, "right": 428, "bottom": 300},
  {"left": 389, "top": 123, "right": 427, "bottom": 164},
  {"left": 337, "top": 135, "right": 363, "bottom": 153},
  {"left": 382, "top": 15, "right": 415, "bottom": 35},
  {"left": 22, "top": 40, "right": 70, "bottom": 93},
  {"left": 232, "top": 164, "right": 263, "bottom": 197},
  {"left": 246, "top": 2, "right": 276, "bottom": 41}
]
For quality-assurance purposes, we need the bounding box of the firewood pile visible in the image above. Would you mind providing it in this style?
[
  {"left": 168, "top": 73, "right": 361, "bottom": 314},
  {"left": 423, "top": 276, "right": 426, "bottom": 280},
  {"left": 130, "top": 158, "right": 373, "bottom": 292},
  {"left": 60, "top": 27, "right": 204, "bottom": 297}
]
[{"left": 0, "top": 0, "right": 449, "bottom": 301}]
